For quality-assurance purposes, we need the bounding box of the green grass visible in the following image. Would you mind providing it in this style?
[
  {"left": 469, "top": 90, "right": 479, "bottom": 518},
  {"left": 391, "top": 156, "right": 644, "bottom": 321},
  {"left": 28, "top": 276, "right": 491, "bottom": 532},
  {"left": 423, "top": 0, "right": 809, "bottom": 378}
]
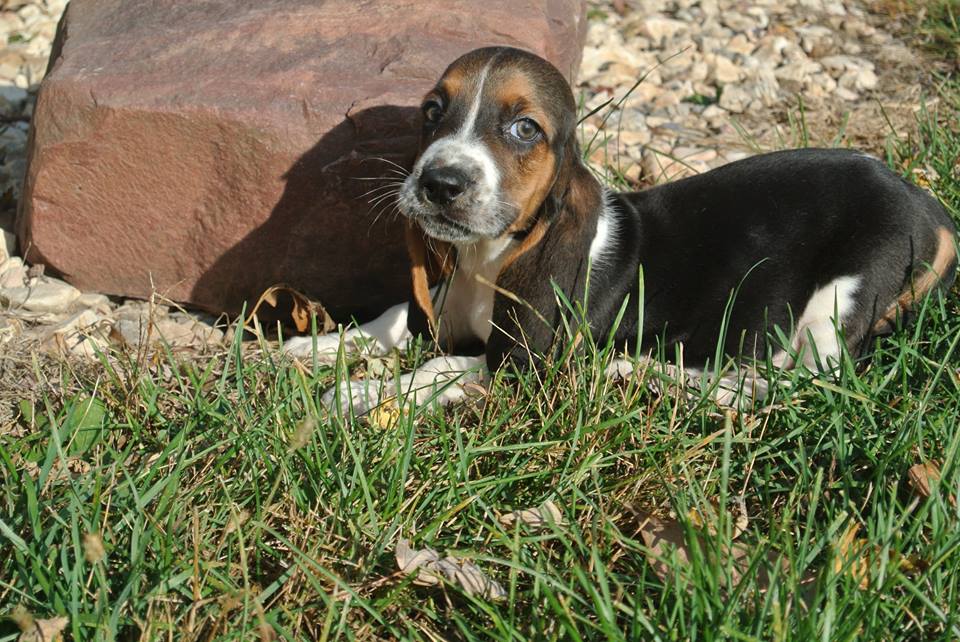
[{"left": 4, "top": 23, "right": 960, "bottom": 642}]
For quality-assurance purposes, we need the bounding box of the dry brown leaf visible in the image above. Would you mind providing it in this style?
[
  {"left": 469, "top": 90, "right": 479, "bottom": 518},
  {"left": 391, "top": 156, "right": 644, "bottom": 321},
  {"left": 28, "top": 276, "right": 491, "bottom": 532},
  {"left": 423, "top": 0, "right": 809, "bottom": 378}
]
[
  {"left": 687, "top": 497, "right": 748, "bottom": 539},
  {"left": 10, "top": 606, "right": 68, "bottom": 642},
  {"left": 367, "top": 403, "right": 401, "bottom": 429},
  {"left": 225, "top": 509, "right": 250, "bottom": 536},
  {"left": 907, "top": 461, "right": 956, "bottom": 507},
  {"left": 635, "top": 511, "right": 783, "bottom": 589},
  {"left": 499, "top": 500, "right": 565, "bottom": 530},
  {"left": 247, "top": 284, "right": 336, "bottom": 334},
  {"left": 395, "top": 539, "right": 506, "bottom": 600},
  {"left": 83, "top": 532, "right": 105, "bottom": 563},
  {"left": 288, "top": 417, "right": 316, "bottom": 451},
  {"left": 834, "top": 523, "right": 870, "bottom": 589},
  {"left": 833, "top": 522, "right": 928, "bottom": 589}
]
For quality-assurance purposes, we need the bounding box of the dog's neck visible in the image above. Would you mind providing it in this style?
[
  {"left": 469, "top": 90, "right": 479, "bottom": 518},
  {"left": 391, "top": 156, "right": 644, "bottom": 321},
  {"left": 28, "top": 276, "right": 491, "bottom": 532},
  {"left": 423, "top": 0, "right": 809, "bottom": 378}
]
[{"left": 454, "top": 236, "right": 515, "bottom": 277}]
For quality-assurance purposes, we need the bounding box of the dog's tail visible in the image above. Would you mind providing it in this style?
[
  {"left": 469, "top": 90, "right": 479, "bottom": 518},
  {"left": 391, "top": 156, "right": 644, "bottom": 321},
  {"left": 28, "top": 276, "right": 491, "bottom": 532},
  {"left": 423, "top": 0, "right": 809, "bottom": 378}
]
[{"left": 872, "top": 225, "right": 957, "bottom": 335}]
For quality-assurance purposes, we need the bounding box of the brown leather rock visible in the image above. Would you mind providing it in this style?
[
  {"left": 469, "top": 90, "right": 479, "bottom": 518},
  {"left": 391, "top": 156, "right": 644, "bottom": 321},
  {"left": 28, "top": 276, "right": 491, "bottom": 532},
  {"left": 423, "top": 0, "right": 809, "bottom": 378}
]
[{"left": 18, "top": 0, "right": 587, "bottom": 320}]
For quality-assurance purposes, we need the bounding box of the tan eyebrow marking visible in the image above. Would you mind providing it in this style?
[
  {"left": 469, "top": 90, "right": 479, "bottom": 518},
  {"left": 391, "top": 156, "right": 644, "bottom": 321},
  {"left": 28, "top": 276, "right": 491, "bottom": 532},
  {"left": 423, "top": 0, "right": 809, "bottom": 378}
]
[
  {"left": 440, "top": 66, "right": 465, "bottom": 100},
  {"left": 495, "top": 72, "right": 553, "bottom": 139}
]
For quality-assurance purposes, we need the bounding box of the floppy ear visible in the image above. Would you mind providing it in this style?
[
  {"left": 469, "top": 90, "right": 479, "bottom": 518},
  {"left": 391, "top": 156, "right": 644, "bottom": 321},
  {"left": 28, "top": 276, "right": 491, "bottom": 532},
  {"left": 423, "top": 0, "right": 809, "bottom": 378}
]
[
  {"left": 405, "top": 220, "right": 456, "bottom": 333},
  {"left": 486, "top": 154, "right": 603, "bottom": 372}
]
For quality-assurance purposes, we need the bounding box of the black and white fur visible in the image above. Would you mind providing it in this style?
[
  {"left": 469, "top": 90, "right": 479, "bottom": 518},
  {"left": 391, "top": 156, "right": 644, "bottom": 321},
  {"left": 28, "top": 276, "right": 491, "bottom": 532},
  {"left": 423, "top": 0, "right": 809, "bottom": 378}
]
[{"left": 285, "top": 47, "right": 958, "bottom": 413}]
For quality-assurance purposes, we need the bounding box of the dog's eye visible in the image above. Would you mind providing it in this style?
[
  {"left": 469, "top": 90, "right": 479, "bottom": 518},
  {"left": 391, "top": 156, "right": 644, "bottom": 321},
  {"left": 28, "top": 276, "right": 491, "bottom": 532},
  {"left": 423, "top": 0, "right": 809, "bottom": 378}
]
[
  {"left": 508, "top": 118, "right": 541, "bottom": 142},
  {"left": 422, "top": 100, "right": 443, "bottom": 124}
]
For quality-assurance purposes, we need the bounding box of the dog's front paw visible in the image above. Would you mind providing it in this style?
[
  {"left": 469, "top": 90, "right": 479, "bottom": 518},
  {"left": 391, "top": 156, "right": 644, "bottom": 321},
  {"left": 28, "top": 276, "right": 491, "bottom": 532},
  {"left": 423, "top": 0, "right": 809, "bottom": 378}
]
[
  {"left": 283, "top": 333, "right": 344, "bottom": 362},
  {"left": 321, "top": 379, "right": 384, "bottom": 416}
]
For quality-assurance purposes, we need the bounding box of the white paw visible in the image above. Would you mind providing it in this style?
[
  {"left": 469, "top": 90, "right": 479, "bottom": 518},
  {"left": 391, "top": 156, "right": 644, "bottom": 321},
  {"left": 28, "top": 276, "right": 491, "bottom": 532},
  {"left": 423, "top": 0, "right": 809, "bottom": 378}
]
[
  {"left": 321, "top": 379, "right": 384, "bottom": 415},
  {"left": 282, "top": 333, "right": 344, "bottom": 362},
  {"left": 604, "top": 358, "right": 636, "bottom": 381}
]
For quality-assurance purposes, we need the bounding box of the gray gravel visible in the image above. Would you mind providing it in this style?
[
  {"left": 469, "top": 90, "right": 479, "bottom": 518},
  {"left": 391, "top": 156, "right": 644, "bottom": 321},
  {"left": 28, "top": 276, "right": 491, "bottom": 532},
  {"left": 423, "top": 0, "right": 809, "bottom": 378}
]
[{"left": 0, "top": 0, "right": 936, "bottom": 361}]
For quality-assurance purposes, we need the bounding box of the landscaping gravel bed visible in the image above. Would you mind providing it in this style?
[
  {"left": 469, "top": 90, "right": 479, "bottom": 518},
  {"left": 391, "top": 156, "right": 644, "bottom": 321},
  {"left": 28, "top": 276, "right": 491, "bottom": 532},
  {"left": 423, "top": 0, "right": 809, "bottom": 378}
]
[{"left": 0, "top": 0, "right": 939, "bottom": 362}]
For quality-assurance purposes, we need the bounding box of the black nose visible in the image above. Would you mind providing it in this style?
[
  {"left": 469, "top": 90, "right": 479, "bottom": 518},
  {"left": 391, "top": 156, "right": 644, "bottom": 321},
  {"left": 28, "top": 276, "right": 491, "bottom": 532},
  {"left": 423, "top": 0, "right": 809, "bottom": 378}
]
[{"left": 420, "top": 166, "right": 471, "bottom": 205}]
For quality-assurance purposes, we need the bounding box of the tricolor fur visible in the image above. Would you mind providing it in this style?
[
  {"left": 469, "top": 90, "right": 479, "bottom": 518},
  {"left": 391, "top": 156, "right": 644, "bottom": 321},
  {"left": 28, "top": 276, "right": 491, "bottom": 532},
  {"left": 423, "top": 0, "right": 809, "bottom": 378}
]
[{"left": 285, "top": 46, "right": 958, "bottom": 412}]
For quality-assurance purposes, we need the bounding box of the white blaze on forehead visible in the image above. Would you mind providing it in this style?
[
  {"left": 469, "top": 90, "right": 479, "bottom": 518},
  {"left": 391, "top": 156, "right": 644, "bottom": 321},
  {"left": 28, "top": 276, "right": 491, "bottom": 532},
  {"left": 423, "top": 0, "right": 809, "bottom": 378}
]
[
  {"left": 404, "top": 56, "right": 501, "bottom": 233},
  {"left": 457, "top": 58, "right": 494, "bottom": 140}
]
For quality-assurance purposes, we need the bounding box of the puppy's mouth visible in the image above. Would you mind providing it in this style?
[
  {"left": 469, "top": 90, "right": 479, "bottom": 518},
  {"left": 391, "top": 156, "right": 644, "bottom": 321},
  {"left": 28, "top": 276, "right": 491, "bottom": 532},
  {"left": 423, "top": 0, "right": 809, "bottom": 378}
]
[
  {"left": 398, "top": 177, "right": 495, "bottom": 243},
  {"left": 410, "top": 209, "right": 483, "bottom": 243}
]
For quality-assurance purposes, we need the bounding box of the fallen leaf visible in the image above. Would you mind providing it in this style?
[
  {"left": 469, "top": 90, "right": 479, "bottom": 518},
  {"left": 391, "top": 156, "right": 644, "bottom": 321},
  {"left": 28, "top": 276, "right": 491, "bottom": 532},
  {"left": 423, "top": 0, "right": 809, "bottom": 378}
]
[
  {"left": 687, "top": 496, "right": 748, "bottom": 539},
  {"left": 288, "top": 417, "right": 316, "bottom": 451},
  {"left": 10, "top": 606, "right": 69, "bottom": 642},
  {"left": 247, "top": 285, "right": 336, "bottom": 334},
  {"left": 833, "top": 522, "right": 928, "bottom": 589},
  {"left": 83, "top": 532, "right": 105, "bottom": 563},
  {"left": 499, "top": 500, "right": 565, "bottom": 530},
  {"left": 907, "top": 461, "right": 956, "bottom": 507},
  {"left": 367, "top": 403, "right": 402, "bottom": 429},
  {"left": 225, "top": 509, "right": 250, "bottom": 536},
  {"left": 395, "top": 538, "right": 506, "bottom": 600},
  {"left": 635, "top": 510, "right": 783, "bottom": 589},
  {"left": 834, "top": 523, "right": 870, "bottom": 589}
]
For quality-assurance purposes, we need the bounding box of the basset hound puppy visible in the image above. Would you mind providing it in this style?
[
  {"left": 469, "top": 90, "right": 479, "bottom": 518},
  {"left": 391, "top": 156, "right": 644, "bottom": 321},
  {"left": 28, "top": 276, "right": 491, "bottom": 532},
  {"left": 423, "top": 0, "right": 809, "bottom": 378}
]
[{"left": 285, "top": 46, "right": 958, "bottom": 413}]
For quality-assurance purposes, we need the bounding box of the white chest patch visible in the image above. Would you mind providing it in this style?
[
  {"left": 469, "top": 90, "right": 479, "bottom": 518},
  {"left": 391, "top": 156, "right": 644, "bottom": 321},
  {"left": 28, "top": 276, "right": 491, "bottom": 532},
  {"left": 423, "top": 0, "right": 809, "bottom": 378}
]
[
  {"left": 439, "top": 237, "right": 514, "bottom": 344},
  {"left": 589, "top": 191, "right": 618, "bottom": 267}
]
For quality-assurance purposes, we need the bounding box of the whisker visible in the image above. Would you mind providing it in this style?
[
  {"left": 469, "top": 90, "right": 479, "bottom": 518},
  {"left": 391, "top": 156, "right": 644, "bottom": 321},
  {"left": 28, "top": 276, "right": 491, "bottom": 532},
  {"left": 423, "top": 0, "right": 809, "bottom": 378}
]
[
  {"left": 369, "top": 194, "right": 399, "bottom": 209},
  {"left": 359, "top": 182, "right": 405, "bottom": 199},
  {"left": 368, "top": 198, "right": 403, "bottom": 234},
  {"left": 351, "top": 173, "right": 407, "bottom": 182},
  {"left": 364, "top": 156, "right": 411, "bottom": 176}
]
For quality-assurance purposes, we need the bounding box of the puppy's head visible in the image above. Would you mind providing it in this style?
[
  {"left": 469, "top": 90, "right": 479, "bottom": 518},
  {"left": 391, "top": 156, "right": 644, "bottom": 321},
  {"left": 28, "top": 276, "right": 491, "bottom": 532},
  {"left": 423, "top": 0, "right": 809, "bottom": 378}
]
[{"left": 398, "top": 47, "right": 579, "bottom": 244}]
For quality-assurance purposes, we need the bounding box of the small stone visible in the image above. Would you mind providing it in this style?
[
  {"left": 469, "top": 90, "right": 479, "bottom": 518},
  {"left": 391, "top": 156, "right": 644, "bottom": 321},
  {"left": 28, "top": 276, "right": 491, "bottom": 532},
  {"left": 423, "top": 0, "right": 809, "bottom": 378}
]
[
  {"left": 796, "top": 25, "right": 835, "bottom": 56},
  {"left": 841, "top": 41, "right": 862, "bottom": 55},
  {"left": 114, "top": 300, "right": 168, "bottom": 321},
  {"left": 838, "top": 68, "right": 876, "bottom": 92},
  {"left": 702, "top": 103, "right": 726, "bottom": 122},
  {"left": 820, "top": 54, "right": 873, "bottom": 75},
  {"left": 645, "top": 115, "right": 672, "bottom": 128},
  {"left": 76, "top": 292, "right": 112, "bottom": 313},
  {"left": 718, "top": 84, "right": 751, "bottom": 113},
  {"left": 0, "top": 84, "right": 27, "bottom": 115},
  {"left": 723, "top": 150, "right": 751, "bottom": 163},
  {"left": 113, "top": 318, "right": 149, "bottom": 347},
  {"left": 0, "top": 259, "right": 27, "bottom": 288},
  {"left": 48, "top": 309, "right": 103, "bottom": 336},
  {"left": 726, "top": 34, "right": 755, "bottom": 56},
  {"left": 753, "top": 35, "right": 789, "bottom": 66},
  {"left": 835, "top": 86, "right": 859, "bottom": 101},
  {"left": 855, "top": 68, "right": 877, "bottom": 90},
  {"left": 0, "top": 227, "right": 14, "bottom": 263},
  {"left": 707, "top": 53, "right": 743, "bottom": 83},
  {"left": 774, "top": 60, "right": 823, "bottom": 93},
  {"left": 700, "top": 0, "right": 719, "bottom": 15},
  {"left": 113, "top": 313, "right": 223, "bottom": 349},
  {"left": 721, "top": 12, "right": 756, "bottom": 32},
  {"left": 618, "top": 129, "right": 652, "bottom": 146},
  {"left": 624, "top": 162, "right": 643, "bottom": 184},
  {"left": 673, "top": 147, "right": 718, "bottom": 164},
  {"left": 825, "top": 2, "right": 846, "bottom": 16},
  {"left": 639, "top": 16, "right": 687, "bottom": 44},
  {"left": 653, "top": 91, "right": 681, "bottom": 109},
  {"left": 0, "top": 277, "right": 81, "bottom": 313},
  {"left": 641, "top": 149, "right": 665, "bottom": 182}
]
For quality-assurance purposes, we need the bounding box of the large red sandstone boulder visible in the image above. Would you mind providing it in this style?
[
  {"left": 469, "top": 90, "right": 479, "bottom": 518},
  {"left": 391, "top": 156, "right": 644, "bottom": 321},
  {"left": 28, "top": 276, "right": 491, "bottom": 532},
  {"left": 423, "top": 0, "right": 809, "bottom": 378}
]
[{"left": 18, "top": 0, "right": 587, "bottom": 319}]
